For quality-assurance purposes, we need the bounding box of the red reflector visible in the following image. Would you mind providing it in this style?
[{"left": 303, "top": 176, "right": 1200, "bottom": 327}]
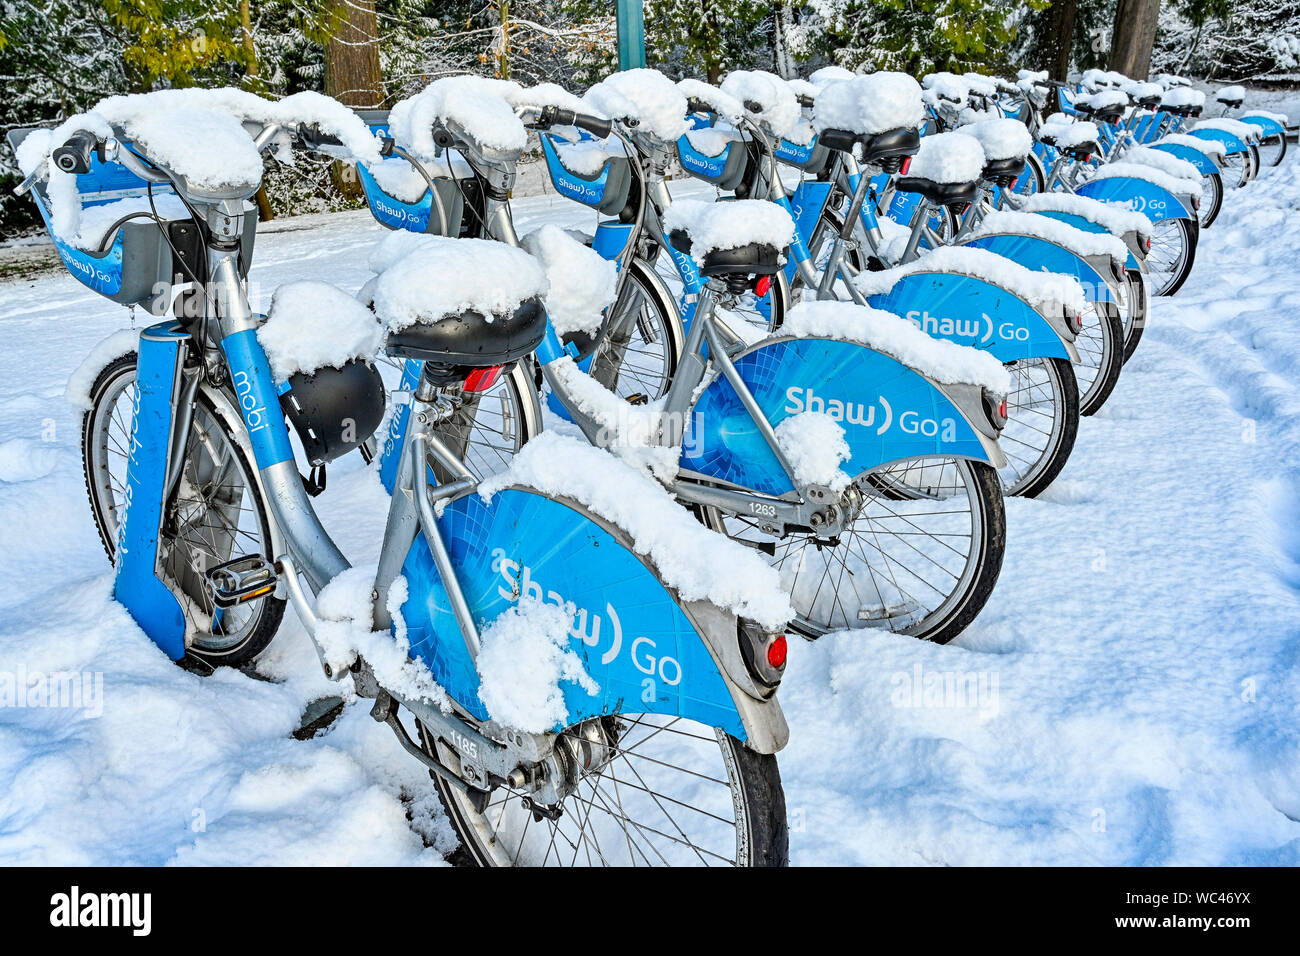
[
  {"left": 900, "top": 156, "right": 912, "bottom": 175},
  {"left": 754, "top": 275, "right": 772, "bottom": 297},
  {"left": 998, "top": 398, "right": 1008, "bottom": 419},
  {"left": 766, "top": 635, "right": 787, "bottom": 669},
  {"left": 463, "top": 365, "right": 503, "bottom": 393}
]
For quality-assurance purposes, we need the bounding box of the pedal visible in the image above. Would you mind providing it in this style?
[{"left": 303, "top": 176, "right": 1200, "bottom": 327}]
[
  {"left": 624, "top": 392, "right": 649, "bottom": 406},
  {"left": 205, "top": 555, "right": 278, "bottom": 609}
]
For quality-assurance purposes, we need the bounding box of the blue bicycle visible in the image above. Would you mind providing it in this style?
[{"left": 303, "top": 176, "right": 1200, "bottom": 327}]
[{"left": 13, "top": 90, "right": 794, "bottom": 866}]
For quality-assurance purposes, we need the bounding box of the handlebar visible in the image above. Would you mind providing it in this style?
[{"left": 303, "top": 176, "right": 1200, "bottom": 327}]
[
  {"left": 52, "top": 130, "right": 99, "bottom": 175},
  {"left": 522, "top": 105, "right": 614, "bottom": 139}
]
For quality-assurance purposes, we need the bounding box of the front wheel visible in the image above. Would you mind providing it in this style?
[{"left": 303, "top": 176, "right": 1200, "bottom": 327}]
[
  {"left": 700, "top": 457, "right": 1006, "bottom": 644},
  {"left": 423, "top": 717, "right": 788, "bottom": 866},
  {"left": 999, "top": 356, "right": 1080, "bottom": 497},
  {"left": 82, "top": 352, "right": 285, "bottom": 667}
]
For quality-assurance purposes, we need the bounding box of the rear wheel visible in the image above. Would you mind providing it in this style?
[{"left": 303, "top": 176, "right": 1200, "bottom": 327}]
[
  {"left": 999, "top": 356, "right": 1079, "bottom": 497},
  {"left": 424, "top": 716, "right": 788, "bottom": 866},
  {"left": 82, "top": 353, "right": 284, "bottom": 667},
  {"left": 1075, "top": 300, "right": 1125, "bottom": 415},
  {"left": 1145, "top": 217, "right": 1197, "bottom": 296},
  {"left": 700, "top": 458, "right": 1006, "bottom": 644},
  {"left": 1199, "top": 171, "right": 1223, "bottom": 228},
  {"left": 1121, "top": 268, "right": 1149, "bottom": 362},
  {"left": 587, "top": 258, "right": 684, "bottom": 400},
  {"left": 1258, "top": 131, "right": 1287, "bottom": 168}
]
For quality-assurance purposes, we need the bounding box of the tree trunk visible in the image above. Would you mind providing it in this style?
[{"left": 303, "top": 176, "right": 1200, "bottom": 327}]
[
  {"left": 774, "top": 4, "right": 795, "bottom": 78},
  {"left": 324, "top": 0, "right": 382, "bottom": 201},
  {"left": 1043, "top": 0, "right": 1078, "bottom": 81},
  {"left": 324, "top": 0, "right": 383, "bottom": 108},
  {"left": 1109, "top": 0, "right": 1161, "bottom": 79}
]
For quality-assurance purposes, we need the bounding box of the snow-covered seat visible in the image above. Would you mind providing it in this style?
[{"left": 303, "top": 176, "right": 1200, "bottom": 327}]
[
  {"left": 955, "top": 118, "right": 1032, "bottom": 184},
  {"left": 369, "top": 235, "right": 549, "bottom": 371},
  {"left": 1216, "top": 85, "right": 1246, "bottom": 110},
  {"left": 662, "top": 199, "right": 794, "bottom": 278},
  {"left": 895, "top": 132, "right": 983, "bottom": 207}
]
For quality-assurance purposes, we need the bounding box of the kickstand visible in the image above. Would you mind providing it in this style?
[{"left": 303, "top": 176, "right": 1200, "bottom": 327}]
[{"left": 293, "top": 695, "right": 346, "bottom": 740}]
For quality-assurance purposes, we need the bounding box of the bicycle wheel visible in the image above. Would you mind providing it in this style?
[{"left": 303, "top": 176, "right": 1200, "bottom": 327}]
[
  {"left": 700, "top": 458, "right": 1005, "bottom": 644},
  {"left": 1222, "top": 149, "right": 1251, "bottom": 188},
  {"left": 999, "top": 356, "right": 1080, "bottom": 497},
  {"left": 1075, "top": 300, "right": 1125, "bottom": 415},
  {"left": 653, "top": 247, "right": 785, "bottom": 340},
  {"left": 1247, "top": 143, "right": 1261, "bottom": 181},
  {"left": 1144, "top": 217, "right": 1197, "bottom": 296},
  {"left": 789, "top": 207, "right": 866, "bottom": 304},
  {"left": 1121, "top": 268, "right": 1149, "bottom": 362},
  {"left": 423, "top": 716, "right": 788, "bottom": 866},
  {"left": 1258, "top": 132, "right": 1287, "bottom": 168},
  {"left": 1199, "top": 171, "right": 1223, "bottom": 228},
  {"left": 587, "top": 258, "right": 684, "bottom": 400},
  {"left": 82, "top": 353, "right": 284, "bottom": 666}
]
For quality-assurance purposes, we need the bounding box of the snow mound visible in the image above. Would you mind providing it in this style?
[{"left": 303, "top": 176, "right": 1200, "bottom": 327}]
[
  {"left": 583, "top": 69, "right": 690, "bottom": 143},
  {"left": 1087, "top": 161, "right": 1200, "bottom": 197},
  {"left": 1126, "top": 146, "right": 1204, "bottom": 183},
  {"left": 1195, "top": 118, "right": 1264, "bottom": 143},
  {"left": 370, "top": 236, "right": 547, "bottom": 332},
  {"left": 259, "top": 282, "right": 384, "bottom": 383},
  {"left": 521, "top": 225, "right": 617, "bottom": 338},
  {"left": 906, "top": 132, "right": 984, "bottom": 184},
  {"left": 476, "top": 599, "right": 599, "bottom": 733},
  {"left": 813, "top": 72, "right": 925, "bottom": 136},
  {"left": 853, "top": 245, "right": 1088, "bottom": 316},
  {"left": 782, "top": 300, "right": 1012, "bottom": 393},
  {"left": 954, "top": 118, "right": 1033, "bottom": 162},
  {"left": 678, "top": 79, "right": 744, "bottom": 123},
  {"left": 315, "top": 568, "right": 449, "bottom": 708},
  {"left": 1154, "top": 133, "right": 1227, "bottom": 159},
  {"left": 721, "top": 70, "right": 802, "bottom": 139},
  {"left": 775, "top": 413, "right": 851, "bottom": 492},
  {"left": 1016, "top": 192, "right": 1153, "bottom": 242},
  {"left": 479, "top": 431, "right": 794, "bottom": 629},
  {"left": 809, "top": 66, "right": 855, "bottom": 87},
  {"left": 65, "top": 329, "right": 141, "bottom": 409},
  {"left": 661, "top": 199, "right": 794, "bottom": 263},
  {"left": 974, "top": 210, "right": 1129, "bottom": 270},
  {"left": 390, "top": 76, "right": 528, "bottom": 162}
]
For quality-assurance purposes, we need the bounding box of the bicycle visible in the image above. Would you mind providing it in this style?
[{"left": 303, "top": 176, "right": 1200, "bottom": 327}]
[{"left": 13, "top": 88, "right": 796, "bottom": 866}]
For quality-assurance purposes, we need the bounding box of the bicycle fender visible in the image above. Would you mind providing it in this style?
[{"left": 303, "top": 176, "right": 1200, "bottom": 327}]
[
  {"left": 676, "top": 336, "right": 1000, "bottom": 498},
  {"left": 113, "top": 322, "right": 189, "bottom": 660},
  {"left": 1074, "top": 176, "right": 1193, "bottom": 223},
  {"left": 1027, "top": 209, "right": 1143, "bottom": 270},
  {"left": 959, "top": 233, "right": 1120, "bottom": 303},
  {"left": 398, "top": 487, "right": 788, "bottom": 752},
  {"left": 1148, "top": 142, "right": 1221, "bottom": 176},
  {"left": 1184, "top": 127, "right": 1251, "bottom": 156},
  {"left": 865, "top": 271, "right": 1078, "bottom": 364},
  {"left": 1239, "top": 114, "right": 1286, "bottom": 138}
]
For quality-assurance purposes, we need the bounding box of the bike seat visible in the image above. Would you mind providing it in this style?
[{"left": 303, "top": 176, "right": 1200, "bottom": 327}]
[
  {"left": 1137, "top": 94, "right": 1163, "bottom": 108},
  {"left": 384, "top": 298, "right": 547, "bottom": 367},
  {"left": 661, "top": 199, "right": 790, "bottom": 278},
  {"left": 895, "top": 176, "right": 979, "bottom": 208},
  {"left": 981, "top": 156, "right": 1026, "bottom": 182},
  {"left": 668, "top": 231, "right": 780, "bottom": 277},
  {"left": 861, "top": 126, "right": 921, "bottom": 167},
  {"left": 1218, "top": 97, "right": 1244, "bottom": 110}
]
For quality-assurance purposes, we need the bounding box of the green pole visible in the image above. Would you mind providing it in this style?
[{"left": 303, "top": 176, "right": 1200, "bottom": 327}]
[{"left": 615, "top": 0, "right": 646, "bottom": 69}]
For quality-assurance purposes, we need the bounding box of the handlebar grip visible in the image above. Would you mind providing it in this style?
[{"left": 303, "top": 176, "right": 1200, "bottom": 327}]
[
  {"left": 538, "top": 106, "right": 613, "bottom": 139},
  {"left": 53, "top": 130, "right": 98, "bottom": 175},
  {"left": 299, "top": 123, "right": 344, "bottom": 150},
  {"left": 686, "top": 99, "right": 713, "bottom": 115}
]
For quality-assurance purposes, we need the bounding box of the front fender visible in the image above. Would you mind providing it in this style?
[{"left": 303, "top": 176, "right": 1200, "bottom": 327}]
[
  {"left": 960, "top": 233, "right": 1120, "bottom": 303},
  {"left": 864, "top": 271, "right": 1079, "bottom": 363},
  {"left": 398, "top": 487, "right": 788, "bottom": 753},
  {"left": 676, "top": 335, "right": 1001, "bottom": 499},
  {"left": 1074, "top": 176, "right": 1193, "bottom": 222}
]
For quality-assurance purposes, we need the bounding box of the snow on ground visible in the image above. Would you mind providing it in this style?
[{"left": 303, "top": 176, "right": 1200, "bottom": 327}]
[{"left": 1, "top": 169, "right": 1299, "bottom": 865}]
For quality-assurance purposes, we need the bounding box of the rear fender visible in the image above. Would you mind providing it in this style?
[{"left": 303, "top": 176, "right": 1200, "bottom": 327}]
[
  {"left": 1029, "top": 209, "right": 1144, "bottom": 269},
  {"left": 1148, "top": 142, "right": 1222, "bottom": 175},
  {"left": 865, "top": 271, "right": 1080, "bottom": 363},
  {"left": 676, "top": 335, "right": 1002, "bottom": 498},
  {"left": 1074, "top": 176, "right": 1193, "bottom": 223},
  {"left": 398, "top": 486, "right": 788, "bottom": 752},
  {"left": 960, "top": 233, "right": 1120, "bottom": 302},
  {"left": 1184, "top": 128, "right": 1251, "bottom": 156}
]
